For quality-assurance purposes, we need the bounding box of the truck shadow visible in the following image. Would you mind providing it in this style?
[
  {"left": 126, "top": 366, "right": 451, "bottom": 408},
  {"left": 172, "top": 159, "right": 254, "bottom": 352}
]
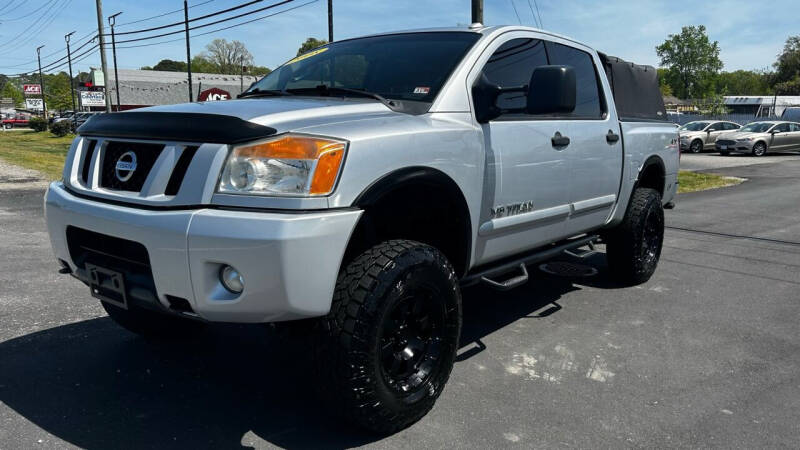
[{"left": 0, "top": 255, "right": 624, "bottom": 448}]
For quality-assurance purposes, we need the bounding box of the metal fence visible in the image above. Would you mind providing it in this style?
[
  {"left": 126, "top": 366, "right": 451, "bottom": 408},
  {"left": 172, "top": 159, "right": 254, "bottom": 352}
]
[{"left": 668, "top": 113, "right": 781, "bottom": 126}]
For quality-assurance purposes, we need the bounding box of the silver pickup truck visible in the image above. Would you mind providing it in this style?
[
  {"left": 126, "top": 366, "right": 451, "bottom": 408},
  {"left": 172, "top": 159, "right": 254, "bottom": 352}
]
[{"left": 45, "top": 25, "right": 678, "bottom": 433}]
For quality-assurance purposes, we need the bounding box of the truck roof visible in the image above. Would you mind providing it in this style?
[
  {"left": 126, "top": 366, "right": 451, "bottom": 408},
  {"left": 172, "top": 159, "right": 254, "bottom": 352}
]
[{"left": 354, "top": 25, "right": 589, "bottom": 51}]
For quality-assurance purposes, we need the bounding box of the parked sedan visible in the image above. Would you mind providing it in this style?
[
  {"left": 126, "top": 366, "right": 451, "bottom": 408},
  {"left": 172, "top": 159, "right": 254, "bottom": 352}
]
[
  {"left": 679, "top": 120, "right": 741, "bottom": 153},
  {"left": 715, "top": 121, "right": 800, "bottom": 156}
]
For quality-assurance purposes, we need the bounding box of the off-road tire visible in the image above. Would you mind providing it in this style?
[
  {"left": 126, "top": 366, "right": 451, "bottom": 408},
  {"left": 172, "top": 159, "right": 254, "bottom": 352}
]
[
  {"left": 316, "top": 240, "right": 462, "bottom": 434},
  {"left": 102, "top": 301, "right": 204, "bottom": 339},
  {"left": 604, "top": 188, "right": 664, "bottom": 285},
  {"left": 690, "top": 139, "right": 703, "bottom": 153},
  {"left": 752, "top": 142, "right": 767, "bottom": 157}
]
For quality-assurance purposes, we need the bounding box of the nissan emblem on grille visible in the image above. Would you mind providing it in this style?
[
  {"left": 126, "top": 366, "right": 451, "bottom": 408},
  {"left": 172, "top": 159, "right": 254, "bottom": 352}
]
[{"left": 115, "top": 151, "right": 138, "bottom": 182}]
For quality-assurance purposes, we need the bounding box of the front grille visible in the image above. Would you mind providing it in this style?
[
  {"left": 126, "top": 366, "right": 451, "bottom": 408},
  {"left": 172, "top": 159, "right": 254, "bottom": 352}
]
[
  {"left": 66, "top": 226, "right": 155, "bottom": 294},
  {"left": 717, "top": 139, "right": 736, "bottom": 146},
  {"left": 100, "top": 141, "right": 164, "bottom": 192}
]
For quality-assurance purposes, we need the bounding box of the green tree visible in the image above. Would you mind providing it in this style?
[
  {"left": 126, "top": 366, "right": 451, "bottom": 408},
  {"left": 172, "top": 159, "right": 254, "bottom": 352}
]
[
  {"left": 143, "top": 59, "right": 188, "bottom": 72},
  {"left": 43, "top": 72, "right": 76, "bottom": 112},
  {"left": 714, "top": 70, "right": 772, "bottom": 95},
  {"left": 656, "top": 25, "right": 723, "bottom": 99},
  {"left": 297, "top": 37, "right": 328, "bottom": 56},
  {"left": 774, "top": 36, "right": 800, "bottom": 83},
  {"left": 1, "top": 82, "right": 24, "bottom": 107},
  {"left": 772, "top": 35, "right": 800, "bottom": 94},
  {"left": 202, "top": 39, "right": 254, "bottom": 74},
  {"left": 190, "top": 55, "right": 218, "bottom": 73}
]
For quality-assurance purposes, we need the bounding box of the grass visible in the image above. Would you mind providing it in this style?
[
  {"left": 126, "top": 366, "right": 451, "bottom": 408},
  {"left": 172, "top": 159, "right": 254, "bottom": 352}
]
[
  {"left": 0, "top": 130, "right": 74, "bottom": 180},
  {"left": 678, "top": 170, "right": 743, "bottom": 193}
]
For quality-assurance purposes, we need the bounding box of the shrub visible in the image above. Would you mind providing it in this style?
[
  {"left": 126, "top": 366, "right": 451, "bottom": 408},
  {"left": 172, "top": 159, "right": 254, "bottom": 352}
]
[
  {"left": 29, "top": 117, "right": 48, "bottom": 132},
  {"left": 50, "top": 120, "right": 73, "bottom": 137}
]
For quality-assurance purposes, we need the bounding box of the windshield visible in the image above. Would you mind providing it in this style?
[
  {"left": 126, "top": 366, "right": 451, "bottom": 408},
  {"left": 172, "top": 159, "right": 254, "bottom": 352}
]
[
  {"left": 680, "top": 121, "right": 711, "bottom": 131},
  {"left": 246, "top": 32, "right": 480, "bottom": 105},
  {"left": 740, "top": 122, "right": 773, "bottom": 133}
]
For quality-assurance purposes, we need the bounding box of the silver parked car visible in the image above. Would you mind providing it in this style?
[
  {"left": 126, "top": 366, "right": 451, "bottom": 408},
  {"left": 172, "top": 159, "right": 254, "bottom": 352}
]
[
  {"left": 715, "top": 121, "right": 800, "bottom": 156},
  {"left": 679, "top": 120, "right": 741, "bottom": 153}
]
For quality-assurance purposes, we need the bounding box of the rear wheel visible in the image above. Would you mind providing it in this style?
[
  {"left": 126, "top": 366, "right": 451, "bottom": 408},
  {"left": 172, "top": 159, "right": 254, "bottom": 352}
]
[
  {"left": 102, "top": 301, "right": 204, "bottom": 339},
  {"left": 605, "top": 188, "right": 664, "bottom": 285},
  {"left": 752, "top": 142, "right": 767, "bottom": 156},
  {"left": 689, "top": 139, "right": 703, "bottom": 153},
  {"left": 316, "top": 240, "right": 461, "bottom": 434}
]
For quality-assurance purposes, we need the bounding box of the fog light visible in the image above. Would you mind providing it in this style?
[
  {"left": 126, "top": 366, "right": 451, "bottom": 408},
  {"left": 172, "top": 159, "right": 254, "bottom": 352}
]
[{"left": 219, "top": 265, "right": 244, "bottom": 293}]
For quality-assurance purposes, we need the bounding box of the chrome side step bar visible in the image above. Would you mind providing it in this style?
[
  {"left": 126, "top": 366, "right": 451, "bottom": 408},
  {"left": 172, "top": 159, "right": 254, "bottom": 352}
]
[{"left": 461, "top": 234, "right": 599, "bottom": 290}]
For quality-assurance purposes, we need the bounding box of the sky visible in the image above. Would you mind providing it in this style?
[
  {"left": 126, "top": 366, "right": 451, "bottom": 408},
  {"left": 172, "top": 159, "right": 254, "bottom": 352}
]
[{"left": 0, "top": 0, "right": 795, "bottom": 77}]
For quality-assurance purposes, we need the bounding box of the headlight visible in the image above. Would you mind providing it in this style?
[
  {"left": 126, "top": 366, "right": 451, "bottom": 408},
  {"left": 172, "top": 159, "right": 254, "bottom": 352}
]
[
  {"left": 736, "top": 137, "right": 753, "bottom": 142},
  {"left": 217, "top": 134, "right": 347, "bottom": 196}
]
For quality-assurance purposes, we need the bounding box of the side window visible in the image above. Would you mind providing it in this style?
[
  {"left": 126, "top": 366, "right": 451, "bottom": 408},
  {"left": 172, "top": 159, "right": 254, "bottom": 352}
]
[
  {"left": 726, "top": 123, "right": 739, "bottom": 130},
  {"left": 774, "top": 123, "right": 790, "bottom": 132},
  {"left": 790, "top": 123, "right": 800, "bottom": 132},
  {"left": 481, "top": 38, "right": 548, "bottom": 112},
  {"left": 710, "top": 122, "right": 724, "bottom": 131},
  {"left": 545, "top": 42, "right": 604, "bottom": 118}
]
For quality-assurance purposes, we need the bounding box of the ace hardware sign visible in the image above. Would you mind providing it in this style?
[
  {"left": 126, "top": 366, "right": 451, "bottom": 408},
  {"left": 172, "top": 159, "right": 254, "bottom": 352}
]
[{"left": 23, "top": 84, "right": 42, "bottom": 95}]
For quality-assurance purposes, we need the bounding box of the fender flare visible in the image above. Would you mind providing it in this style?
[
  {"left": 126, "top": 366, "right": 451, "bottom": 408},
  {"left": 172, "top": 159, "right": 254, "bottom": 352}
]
[{"left": 352, "top": 166, "right": 472, "bottom": 276}]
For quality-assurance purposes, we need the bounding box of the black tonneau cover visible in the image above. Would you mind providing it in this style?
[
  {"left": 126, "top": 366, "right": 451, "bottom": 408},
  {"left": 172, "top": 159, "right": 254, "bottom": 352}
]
[{"left": 599, "top": 53, "right": 668, "bottom": 122}]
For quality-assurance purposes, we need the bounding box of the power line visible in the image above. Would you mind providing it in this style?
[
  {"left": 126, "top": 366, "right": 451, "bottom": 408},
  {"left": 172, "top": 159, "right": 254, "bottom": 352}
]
[
  {"left": 116, "top": 0, "right": 317, "bottom": 49},
  {"left": 532, "top": 0, "right": 544, "bottom": 28},
  {"left": 0, "top": 0, "right": 71, "bottom": 51},
  {"left": 0, "top": 0, "right": 22, "bottom": 16},
  {"left": 0, "top": 0, "right": 75, "bottom": 54},
  {"left": 112, "top": 0, "right": 295, "bottom": 45},
  {"left": 109, "top": 0, "right": 267, "bottom": 36},
  {"left": 509, "top": 0, "right": 522, "bottom": 25},
  {"left": 525, "top": 0, "right": 540, "bottom": 28},
  {"left": 115, "top": 0, "right": 215, "bottom": 28},
  {"left": 0, "top": 0, "right": 59, "bottom": 22}
]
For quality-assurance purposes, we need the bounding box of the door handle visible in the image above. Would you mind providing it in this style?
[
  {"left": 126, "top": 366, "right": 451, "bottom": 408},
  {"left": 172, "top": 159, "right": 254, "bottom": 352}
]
[
  {"left": 606, "top": 130, "right": 620, "bottom": 143},
  {"left": 551, "top": 132, "right": 570, "bottom": 148}
]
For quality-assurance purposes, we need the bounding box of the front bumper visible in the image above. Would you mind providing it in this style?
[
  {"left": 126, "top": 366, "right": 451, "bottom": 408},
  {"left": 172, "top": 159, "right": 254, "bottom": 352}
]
[
  {"left": 716, "top": 141, "right": 753, "bottom": 153},
  {"left": 45, "top": 182, "right": 362, "bottom": 323}
]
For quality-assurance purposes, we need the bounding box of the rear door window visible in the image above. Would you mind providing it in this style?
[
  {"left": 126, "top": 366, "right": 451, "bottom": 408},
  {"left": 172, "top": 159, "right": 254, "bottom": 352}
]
[{"left": 545, "top": 42, "right": 604, "bottom": 119}]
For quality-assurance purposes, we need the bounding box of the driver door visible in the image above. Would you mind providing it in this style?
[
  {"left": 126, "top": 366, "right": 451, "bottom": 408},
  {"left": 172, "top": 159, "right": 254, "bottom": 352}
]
[
  {"left": 704, "top": 122, "right": 726, "bottom": 149},
  {"left": 770, "top": 123, "right": 793, "bottom": 151},
  {"left": 470, "top": 35, "right": 572, "bottom": 265}
]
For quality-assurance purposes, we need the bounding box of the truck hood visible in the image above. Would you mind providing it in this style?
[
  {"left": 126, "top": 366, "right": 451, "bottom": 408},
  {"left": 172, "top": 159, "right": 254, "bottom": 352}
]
[{"left": 136, "top": 97, "right": 396, "bottom": 134}]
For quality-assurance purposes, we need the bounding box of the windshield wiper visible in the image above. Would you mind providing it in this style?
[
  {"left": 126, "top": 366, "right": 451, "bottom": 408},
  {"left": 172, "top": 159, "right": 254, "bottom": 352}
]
[
  {"left": 237, "top": 88, "right": 294, "bottom": 99},
  {"left": 287, "top": 85, "right": 398, "bottom": 110}
]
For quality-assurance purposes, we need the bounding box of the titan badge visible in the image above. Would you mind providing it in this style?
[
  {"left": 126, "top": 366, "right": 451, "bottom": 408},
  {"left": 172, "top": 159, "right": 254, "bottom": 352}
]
[{"left": 490, "top": 201, "right": 534, "bottom": 219}]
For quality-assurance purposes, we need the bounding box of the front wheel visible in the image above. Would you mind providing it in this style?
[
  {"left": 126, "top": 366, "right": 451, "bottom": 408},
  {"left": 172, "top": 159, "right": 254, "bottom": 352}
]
[
  {"left": 604, "top": 188, "right": 664, "bottom": 285},
  {"left": 689, "top": 139, "right": 703, "bottom": 153},
  {"left": 316, "top": 240, "right": 462, "bottom": 434},
  {"left": 752, "top": 142, "right": 767, "bottom": 156}
]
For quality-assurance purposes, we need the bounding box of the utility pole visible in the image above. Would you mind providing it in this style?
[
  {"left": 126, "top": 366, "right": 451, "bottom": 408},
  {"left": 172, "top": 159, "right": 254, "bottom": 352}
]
[
  {"left": 471, "top": 0, "right": 483, "bottom": 23},
  {"left": 327, "top": 0, "right": 333, "bottom": 42},
  {"left": 183, "top": 0, "right": 193, "bottom": 102},
  {"left": 108, "top": 12, "right": 122, "bottom": 111},
  {"left": 65, "top": 31, "right": 77, "bottom": 128},
  {"left": 94, "top": 0, "right": 112, "bottom": 113},
  {"left": 36, "top": 45, "right": 48, "bottom": 120}
]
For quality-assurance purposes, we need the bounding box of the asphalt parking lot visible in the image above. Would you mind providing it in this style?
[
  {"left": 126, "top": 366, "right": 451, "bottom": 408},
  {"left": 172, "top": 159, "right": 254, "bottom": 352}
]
[{"left": 1, "top": 156, "right": 799, "bottom": 449}]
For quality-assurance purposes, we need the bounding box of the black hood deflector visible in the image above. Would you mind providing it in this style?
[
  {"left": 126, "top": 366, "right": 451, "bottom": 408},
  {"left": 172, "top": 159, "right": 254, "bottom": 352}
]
[{"left": 77, "top": 112, "right": 277, "bottom": 144}]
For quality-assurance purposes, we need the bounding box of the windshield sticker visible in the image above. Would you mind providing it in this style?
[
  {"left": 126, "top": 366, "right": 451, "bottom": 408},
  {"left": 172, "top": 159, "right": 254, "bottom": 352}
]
[
  {"left": 413, "top": 87, "right": 430, "bottom": 94},
  {"left": 286, "top": 47, "right": 329, "bottom": 65}
]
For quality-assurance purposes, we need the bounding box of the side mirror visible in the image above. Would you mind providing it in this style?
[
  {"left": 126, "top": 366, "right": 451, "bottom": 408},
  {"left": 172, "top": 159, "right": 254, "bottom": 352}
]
[{"left": 527, "top": 65, "right": 576, "bottom": 115}]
